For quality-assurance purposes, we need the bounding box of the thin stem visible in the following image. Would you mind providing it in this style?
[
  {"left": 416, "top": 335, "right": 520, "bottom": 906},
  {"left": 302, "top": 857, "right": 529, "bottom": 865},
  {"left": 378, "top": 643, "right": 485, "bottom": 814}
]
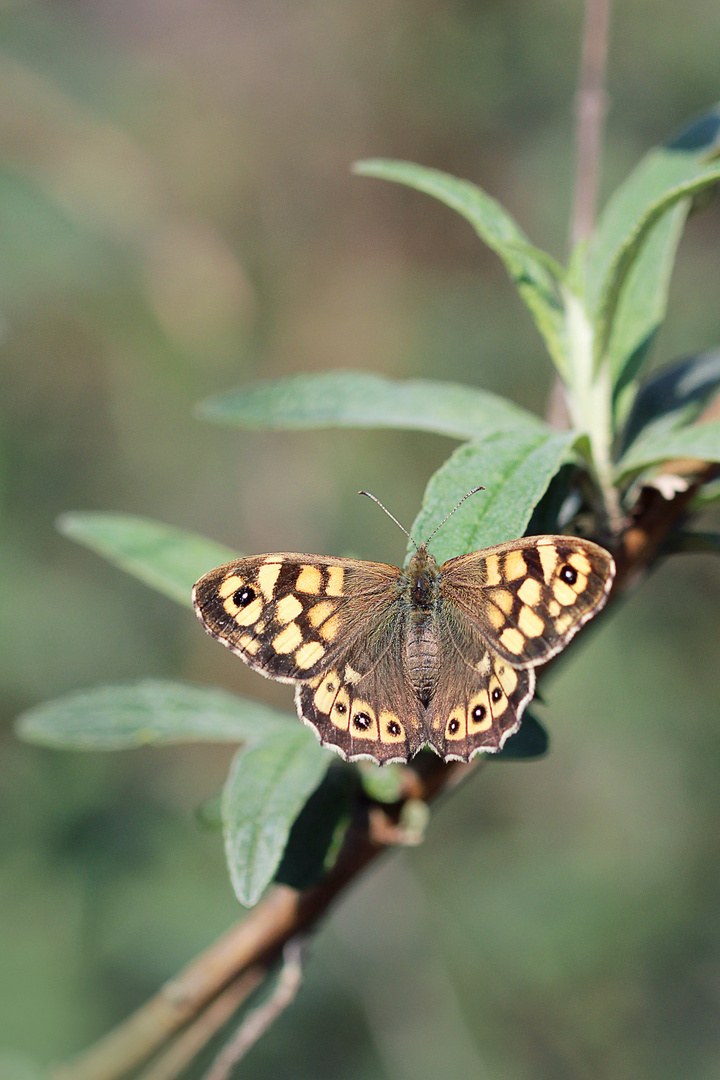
[
  {"left": 201, "top": 940, "right": 305, "bottom": 1080},
  {"left": 570, "top": 0, "right": 612, "bottom": 248},
  {"left": 136, "top": 970, "right": 265, "bottom": 1080}
]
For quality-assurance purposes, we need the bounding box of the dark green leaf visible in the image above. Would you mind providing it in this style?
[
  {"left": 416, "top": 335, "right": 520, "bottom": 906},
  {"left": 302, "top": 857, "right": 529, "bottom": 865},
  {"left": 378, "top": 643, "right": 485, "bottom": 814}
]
[
  {"left": 197, "top": 371, "right": 543, "bottom": 441},
  {"left": 618, "top": 349, "right": 720, "bottom": 454},
  {"left": 616, "top": 419, "right": 720, "bottom": 479},
  {"left": 591, "top": 153, "right": 720, "bottom": 372},
  {"left": 58, "top": 512, "right": 238, "bottom": 609},
  {"left": 223, "top": 730, "right": 331, "bottom": 907},
  {"left": 274, "top": 763, "right": 357, "bottom": 891},
  {"left": 16, "top": 680, "right": 291, "bottom": 749},
  {"left": 354, "top": 160, "right": 569, "bottom": 377},
  {"left": 494, "top": 712, "right": 549, "bottom": 760},
  {"left": 411, "top": 428, "right": 577, "bottom": 564},
  {"left": 584, "top": 105, "right": 720, "bottom": 402}
]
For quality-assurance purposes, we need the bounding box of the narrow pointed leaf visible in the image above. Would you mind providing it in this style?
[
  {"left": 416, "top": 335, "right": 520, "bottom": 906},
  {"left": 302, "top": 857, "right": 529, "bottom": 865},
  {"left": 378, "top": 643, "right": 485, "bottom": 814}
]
[
  {"left": 223, "top": 730, "right": 330, "bottom": 907},
  {"left": 58, "top": 512, "right": 238, "bottom": 608},
  {"left": 16, "top": 680, "right": 291, "bottom": 750},
  {"left": 616, "top": 419, "right": 720, "bottom": 479},
  {"left": 411, "top": 427, "right": 577, "bottom": 565},
  {"left": 197, "top": 371, "right": 544, "bottom": 441},
  {"left": 587, "top": 104, "right": 720, "bottom": 311},
  {"left": 354, "top": 160, "right": 569, "bottom": 377},
  {"left": 594, "top": 163, "right": 720, "bottom": 369}
]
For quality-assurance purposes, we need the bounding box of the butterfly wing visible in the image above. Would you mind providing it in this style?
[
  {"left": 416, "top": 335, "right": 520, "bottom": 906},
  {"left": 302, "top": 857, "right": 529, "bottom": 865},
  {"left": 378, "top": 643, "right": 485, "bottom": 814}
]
[
  {"left": 296, "top": 632, "right": 426, "bottom": 764},
  {"left": 425, "top": 610, "right": 535, "bottom": 760},
  {"left": 193, "top": 552, "right": 426, "bottom": 763},
  {"left": 193, "top": 553, "right": 401, "bottom": 683},
  {"left": 440, "top": 535, "right": 615, "bottom": 668}
]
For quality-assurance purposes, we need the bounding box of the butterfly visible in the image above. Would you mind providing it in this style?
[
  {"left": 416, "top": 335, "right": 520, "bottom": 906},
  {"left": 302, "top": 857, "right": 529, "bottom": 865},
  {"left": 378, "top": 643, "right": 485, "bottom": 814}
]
[{"left": 193, "top": 494, "right": 615, "bottom": 765}]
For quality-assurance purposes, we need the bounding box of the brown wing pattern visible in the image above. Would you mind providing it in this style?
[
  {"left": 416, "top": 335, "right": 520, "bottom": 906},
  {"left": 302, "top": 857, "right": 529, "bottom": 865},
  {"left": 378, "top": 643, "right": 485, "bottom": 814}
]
[
  {"left": 296, "top": 632, "right": 426, "bottom": 764},
  {"left": 440, "top": 536, "right": 615, "bottom": 668},
  {"left": 192, "top": 553, "right": 400, "bottom": 683},
  {"left": 425, "top": 606, "right": 535, "bottom": 760}
]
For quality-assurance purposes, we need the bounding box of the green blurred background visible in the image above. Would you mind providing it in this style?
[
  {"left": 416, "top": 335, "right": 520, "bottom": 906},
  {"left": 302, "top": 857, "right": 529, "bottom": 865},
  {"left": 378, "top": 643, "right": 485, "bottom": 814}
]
[{"left": 2, "top": 2, "right": 720, "bottom": 1077}]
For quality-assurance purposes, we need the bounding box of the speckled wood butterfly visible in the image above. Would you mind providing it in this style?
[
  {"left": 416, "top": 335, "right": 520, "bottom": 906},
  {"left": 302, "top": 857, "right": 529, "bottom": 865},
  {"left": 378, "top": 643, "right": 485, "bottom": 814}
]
[{"left": 193, "top": 494, "right": 615, "bottom": 764}]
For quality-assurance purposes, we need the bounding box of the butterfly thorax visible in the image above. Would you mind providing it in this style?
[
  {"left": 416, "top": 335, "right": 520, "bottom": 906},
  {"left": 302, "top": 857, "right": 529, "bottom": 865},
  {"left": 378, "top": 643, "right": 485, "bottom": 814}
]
[{"left": 401, "top": 545, "right": 442, "bottom": 706}]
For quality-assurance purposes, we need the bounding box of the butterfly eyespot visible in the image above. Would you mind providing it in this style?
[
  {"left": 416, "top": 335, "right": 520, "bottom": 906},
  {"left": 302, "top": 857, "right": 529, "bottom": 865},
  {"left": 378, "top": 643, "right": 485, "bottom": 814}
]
[
  {"left": 559, "top": 565, "right": 577, "bottom": 585},
  {"left": 491, "top": 688, "right": 502, "bottom": 704},
  {"left": 448, "top": 718, "right": 461, "bottom": 735},
  {"left": 232, "top": 585, "right": 256, "bottom": 608},
  {"left": 386, "top": 719, "right": 401, "bottom": 736},
  {"left": 353, "top": 712, "right": 372, "bottom": 730},
  {"left": 326, "top": 681, "right": 335, "bottom": 692},
  {"left": 472, "top": 704, "right": 486, "bottom": 722},
  {"left": 335, "top": 702, "right": 347, "bottom": 715}
]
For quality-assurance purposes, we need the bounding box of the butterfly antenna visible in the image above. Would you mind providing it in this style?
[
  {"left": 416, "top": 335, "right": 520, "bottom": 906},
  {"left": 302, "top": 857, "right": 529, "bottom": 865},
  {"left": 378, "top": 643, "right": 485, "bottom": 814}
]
[
  {"left": 424, "top": 486, "right": 485, "bottom": 545},
  {"left": 358, "top": 490, "right": 419, "bottom": 552}
]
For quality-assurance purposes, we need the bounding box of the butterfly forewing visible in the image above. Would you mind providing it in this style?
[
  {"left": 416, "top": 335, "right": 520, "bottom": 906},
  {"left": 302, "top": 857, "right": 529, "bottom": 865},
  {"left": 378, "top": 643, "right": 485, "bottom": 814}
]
[
  {"left": 440, "top": 536, "right": 615, "bottom": 668},
  {"left": 192, "top": 553, "right": 401, "bottom": 683}
]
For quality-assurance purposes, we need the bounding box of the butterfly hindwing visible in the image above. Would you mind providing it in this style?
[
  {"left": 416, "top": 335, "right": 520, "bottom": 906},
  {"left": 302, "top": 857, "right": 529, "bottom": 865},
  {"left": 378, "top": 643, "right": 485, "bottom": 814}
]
[
  {"left": 296, "top": 634, "right": 425, "bottom": 764},
  {"left": 440, "top": 535, "right": 614, "bottom": 668},
  {"left": 425, "top": 605, "right": 535, "bottom": 758}
]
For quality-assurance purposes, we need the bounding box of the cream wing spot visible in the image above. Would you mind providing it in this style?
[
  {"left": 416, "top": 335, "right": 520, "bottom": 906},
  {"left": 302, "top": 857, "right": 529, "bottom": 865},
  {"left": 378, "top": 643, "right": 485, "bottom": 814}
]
[
  {"left": 238, "top": 634, "right": 260, "bottom": 656},
  {"left": 548, "top": 599, "right": 561, "bottom": 617},
  {"left": 308, "top": 600, "right": 335, "bottom": 627},
  {"left": 257, "top": 561, "right": 281, "bottom": 599},
  {"left": 272, "top": 622, "right": 303, "bottom": 653},
  {"left": 499, "top": 627, "right": 525, "bottom": 655},
  {"left": 538, "top": 542, "right": 559, "bottom": 583},
  {"left": 518, "top": 577, "right": 542, "bottom": 606},
  {"left": 475, "top": 653, "right": 492, "bottom": 676},
  {"left": 445, "top": 707, "right": 467, "bottom": 740},
  {"left": 295, "top": 641, "right": 325, "bottom": 669},
  {"left": 504, "top": 549, "right": 527, "bottom": 580},
  {"left": 495, "top": 662, "right": 518, "bottom": 695},
  {"left": 352, "top": 701, "right": 379, "bottom": 740},
  {"left": 344, "top": 663, "right": 362, "bottom": 684},
  {"left": 553, "top": 579, "right": 578, "bottom": 606},
  {"left": 486, "top": 605, "right": 505, "bottom": 630},
  {"left": 518, "top": 604, "right": 544, "bottom": 638},
  {"left": 326, "top": 566, "right": 345, "bottom": 597},
  {"left": 568, "top": 551, "right": 592, "bottom": 575},
  {"left": 331, "top": 687, "right": 351, "bottom": 731},
  {"left": 468, "top": 690, "right": 492, "bottom": 731},
  {"left": 319, "top": 614, "right": 340, "bottom": 642},
  {"left": 234, "top": 597, "right": 264, "bottom": 626},
  {"left": 485, "top": 554, "right": 501, "bottom": 586},
  {"left": 218, "top": 575, "right": 244, "bottom": 600},
  {"left": 276, "top": 594, "right": 303, "bottom": 624},
  {"left": 296, "top": 566, "right": 322, "bottom": 595},
  {"left": 492, "top": 589, "right": 515, "bottom": 615},
  {"left": 378, "top": 710, "right": 403, "bottom": 743},
  {"left": 488, "top": 677, "right": 508, "bottom": 717},
  {"left": 313, "top": 672, "right": 340, "bottom": 714}
]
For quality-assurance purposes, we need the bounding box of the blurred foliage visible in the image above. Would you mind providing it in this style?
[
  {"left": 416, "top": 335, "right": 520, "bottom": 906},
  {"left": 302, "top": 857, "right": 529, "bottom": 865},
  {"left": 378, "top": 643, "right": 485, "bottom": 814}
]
[{"left": 2, "top": 1, "right": 720, "bottom": 1078}]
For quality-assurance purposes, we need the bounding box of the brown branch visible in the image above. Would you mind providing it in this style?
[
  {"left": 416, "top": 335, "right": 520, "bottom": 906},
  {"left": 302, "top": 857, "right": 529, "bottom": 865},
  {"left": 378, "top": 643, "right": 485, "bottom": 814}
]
[
  {"left": 571, "top": 0, "right": 612, "bottom": 248},
  {"left": 136, "top": 969, "right": 265, "bottom": 1080}
]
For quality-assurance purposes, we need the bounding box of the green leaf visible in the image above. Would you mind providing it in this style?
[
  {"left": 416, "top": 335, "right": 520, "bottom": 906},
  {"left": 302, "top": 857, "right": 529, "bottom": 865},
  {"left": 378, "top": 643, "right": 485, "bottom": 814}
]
[
  {"left": 494, "top": 712, "right": 549, "bottom": 760},
  {"left": 411, "top": 428, "right": 577, "bottom": 564},
  {"left": 16, "top": 680, "right": 291, "bottom": 750},
  {"left": 619, "top": 348, "right": 720, "bottom": 454},
  {"left": 616, "top": 419, "right": 720, "bottom": 480},
  {"left": 222, "top": 729, "right": 331, "bottom": 907},
  {"left": 275, "top": 763, "right": 357, "bottom": 891},
  {"left": 594, "top": 162, "right": 720, "bottom": 371},
  {"left": 353, "top": 160, "right": 569, "bottom": 378},
  {"left": 587, "top": 106, "right": 720, "bottom": 383},
  {"left": 197, "top": 371, "right": 544, "bottom": 441},
  {"left": 58, "top": 512, "right": 238, "bottom": 609},
  {"left": 587, "top": 105, "right": 720, "bottom": 309}
]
